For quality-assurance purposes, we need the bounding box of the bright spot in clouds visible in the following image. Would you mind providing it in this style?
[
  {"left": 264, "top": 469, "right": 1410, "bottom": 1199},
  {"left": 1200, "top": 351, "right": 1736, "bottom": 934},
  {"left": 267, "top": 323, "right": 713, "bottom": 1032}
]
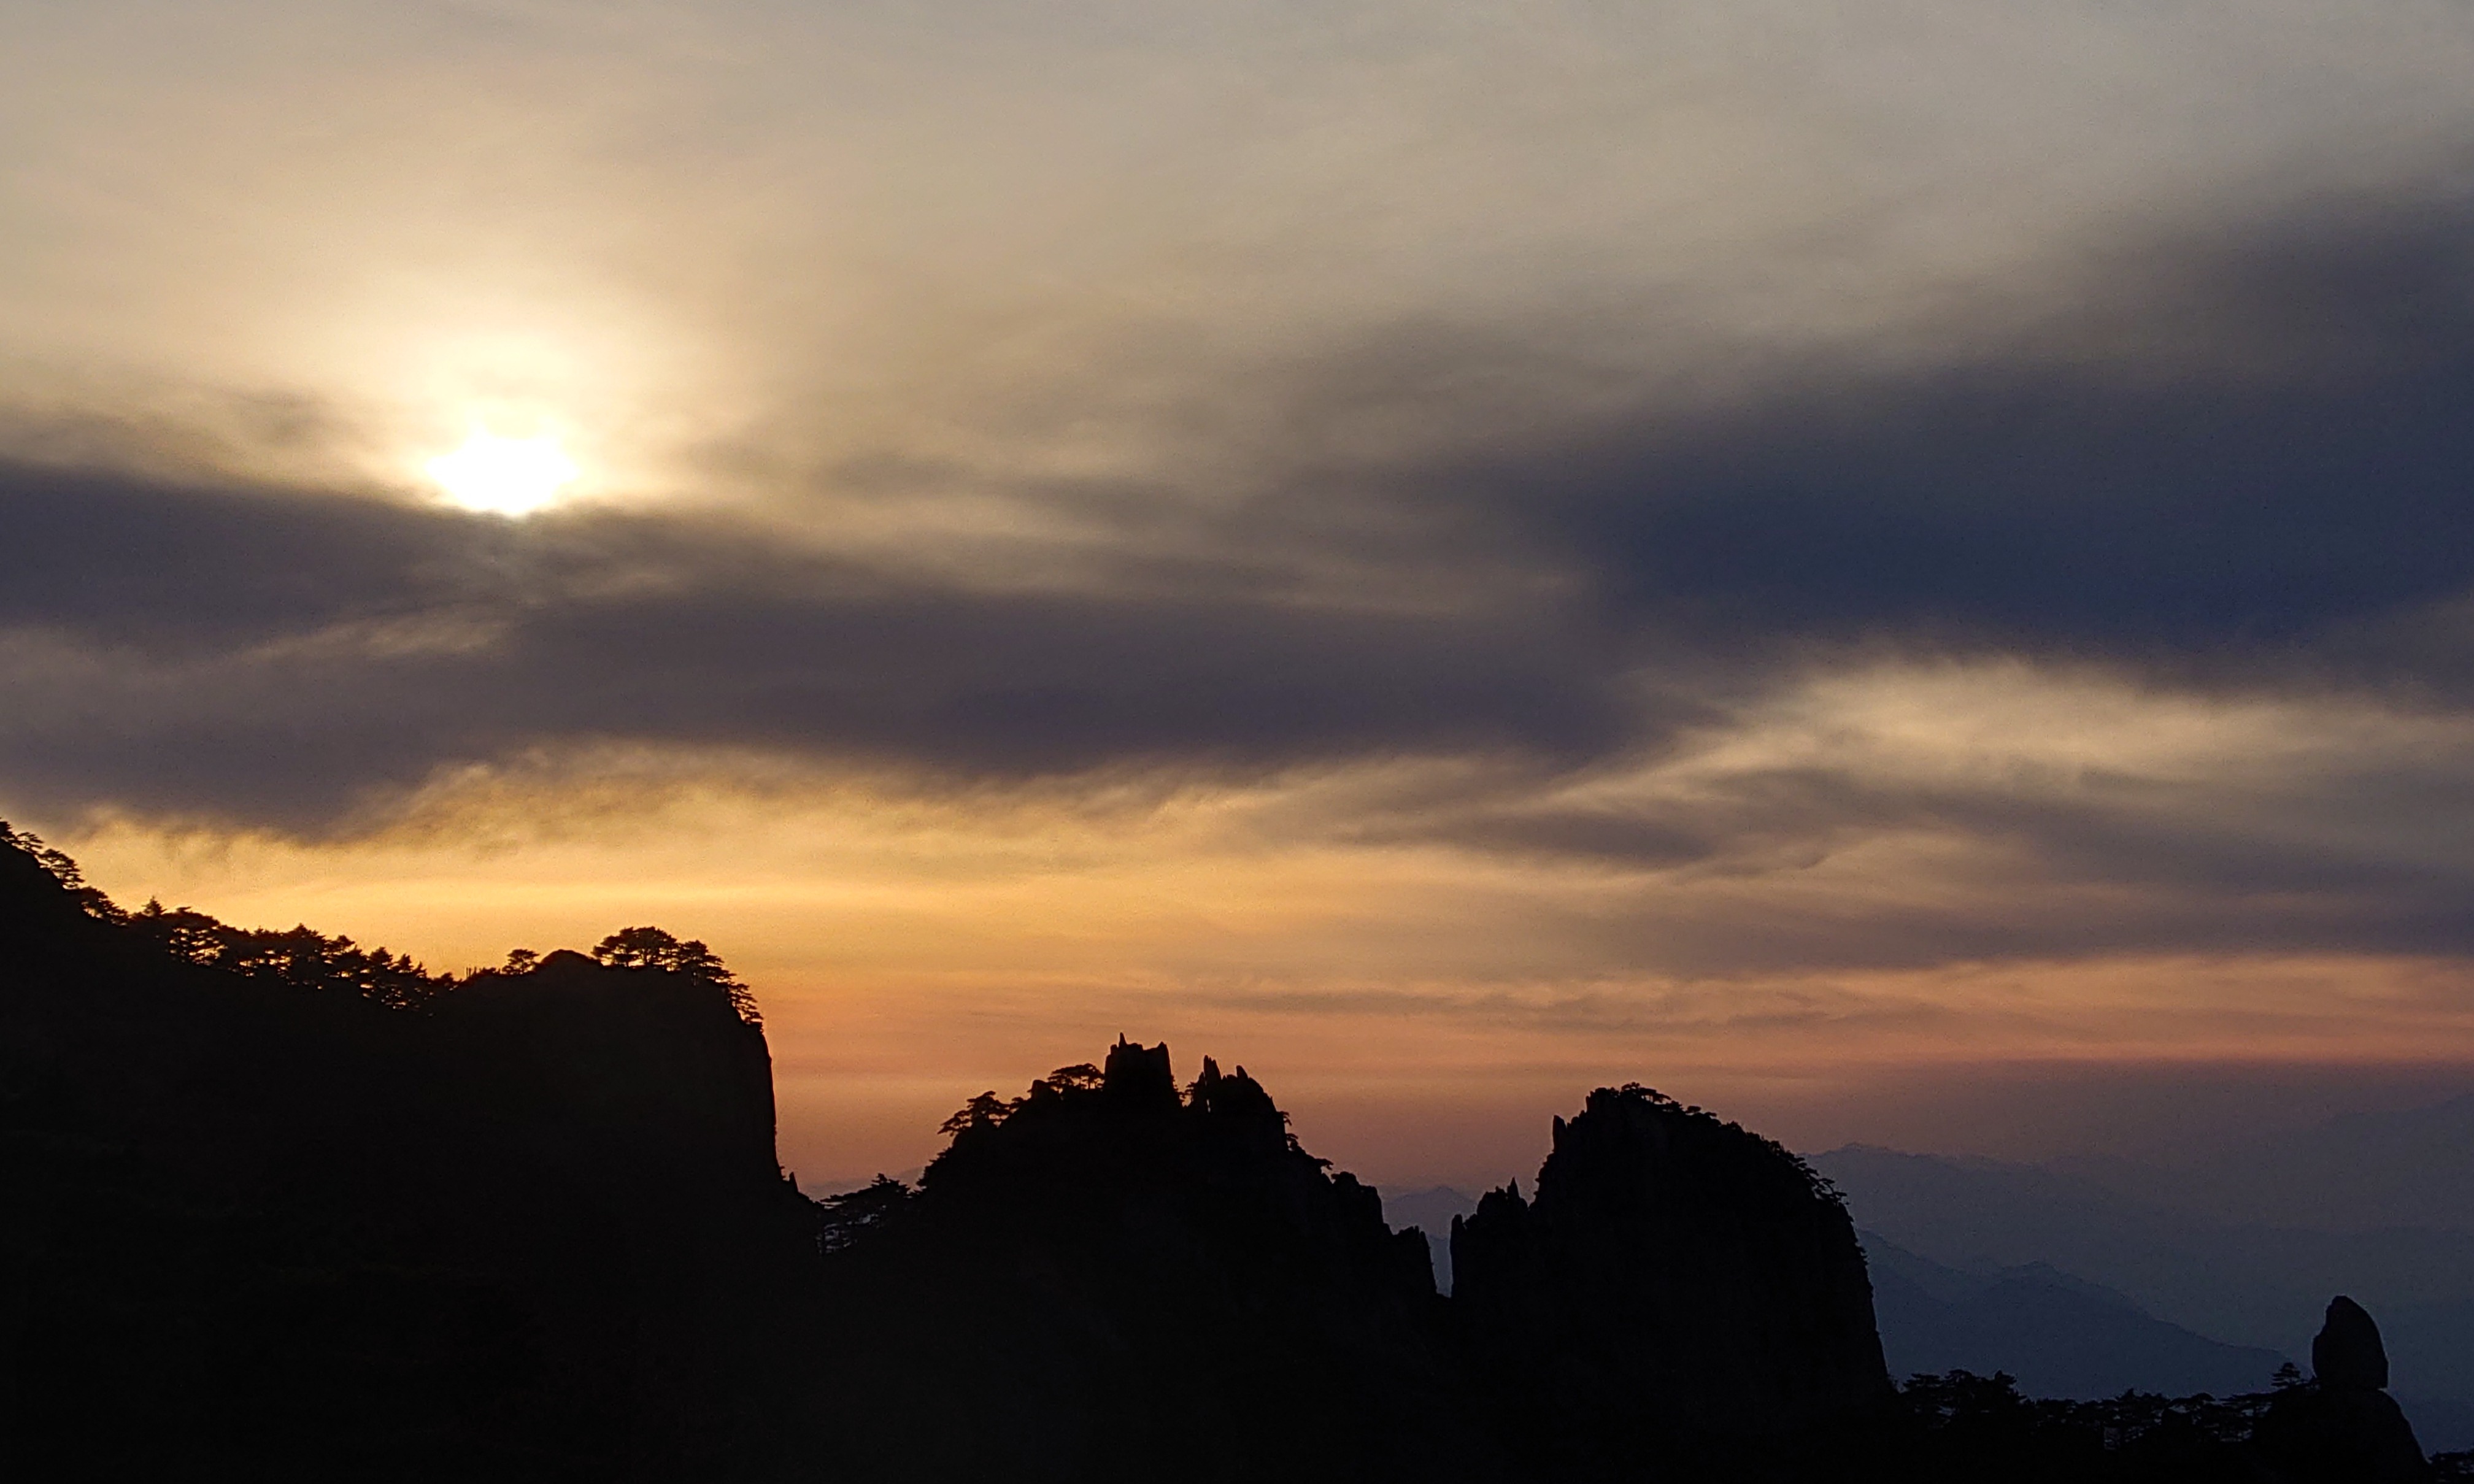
[{"left": 426, "top": 425, "right": 578, "bottom": 516}]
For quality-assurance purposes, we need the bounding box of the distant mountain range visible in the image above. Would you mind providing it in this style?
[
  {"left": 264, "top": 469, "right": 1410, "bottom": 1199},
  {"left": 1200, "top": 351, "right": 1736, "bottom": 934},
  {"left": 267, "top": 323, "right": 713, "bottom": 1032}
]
[
  {"left": 1859, "top": 1232, "right": 2288, "bottom": 1399},
  {"left": 2054, "top": 1096, "right": 2474, "bottom": 1234},
  {"left": 1807, "top": 1133, "right": 2474, "bottom": 1451},
  {"left": 1383, "top": 1185, "right": 1478, "bottom": 1292}
]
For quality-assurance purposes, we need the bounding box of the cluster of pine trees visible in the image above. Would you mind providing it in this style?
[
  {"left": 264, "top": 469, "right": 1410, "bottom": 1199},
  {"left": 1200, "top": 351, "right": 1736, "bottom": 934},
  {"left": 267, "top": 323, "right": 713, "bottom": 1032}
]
[{"left": 1, "top": 820, "right": 756, "bottom": 1023}]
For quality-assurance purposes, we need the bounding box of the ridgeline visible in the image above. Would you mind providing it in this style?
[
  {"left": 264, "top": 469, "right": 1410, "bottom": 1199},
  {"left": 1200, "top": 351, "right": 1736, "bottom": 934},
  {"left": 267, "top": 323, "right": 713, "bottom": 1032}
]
[{"left": 0, "top": 827, "right": 2451, "bottom": 1482}]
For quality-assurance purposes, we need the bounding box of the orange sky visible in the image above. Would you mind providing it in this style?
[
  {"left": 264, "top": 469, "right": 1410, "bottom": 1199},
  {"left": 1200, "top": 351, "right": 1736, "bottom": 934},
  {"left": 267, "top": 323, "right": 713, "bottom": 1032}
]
[{"left": 48, "top": 725, "right": 2474, "bottom": 1189}]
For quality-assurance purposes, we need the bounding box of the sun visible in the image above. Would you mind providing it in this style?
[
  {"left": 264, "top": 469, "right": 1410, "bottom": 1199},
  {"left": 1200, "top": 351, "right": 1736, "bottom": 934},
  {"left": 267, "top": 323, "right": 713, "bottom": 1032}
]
[{"left": 426, "top": 425, "right": 579, "bottom": 516}]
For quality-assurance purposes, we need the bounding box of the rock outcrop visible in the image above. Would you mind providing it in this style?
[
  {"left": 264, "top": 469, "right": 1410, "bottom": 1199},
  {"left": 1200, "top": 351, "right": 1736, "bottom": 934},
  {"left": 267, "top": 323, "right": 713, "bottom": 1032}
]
[
  {"left": 1452, "top": 1085, "right": 1892, "bottom": 1471},
  {"left": 809, "top": 1037, "right": 1486, "bottom": 1482},
  {"left": 2255, "top": 1296, "right": 2432, "bottom": 1483},
  {"left": 2314, "top": 1294, "right": 2392, "bottom": 1391}
]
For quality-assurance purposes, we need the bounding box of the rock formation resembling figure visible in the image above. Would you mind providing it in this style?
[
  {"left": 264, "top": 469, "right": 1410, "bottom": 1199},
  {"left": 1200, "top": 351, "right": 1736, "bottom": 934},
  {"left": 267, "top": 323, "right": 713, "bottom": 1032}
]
[
  {"left": 2314, "top": 1294, "right": 2392, "bottom": 1391},
  {"left": 1452, "top": 1085, "right": 1891, "bottom": 1473},
  {"left": 2254, "top": 1296, "right": 2432, "bottom": 1483}
]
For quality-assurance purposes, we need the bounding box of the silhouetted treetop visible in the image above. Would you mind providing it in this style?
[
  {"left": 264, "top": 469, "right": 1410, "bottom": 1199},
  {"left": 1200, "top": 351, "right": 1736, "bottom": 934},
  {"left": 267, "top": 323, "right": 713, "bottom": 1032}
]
[
  {"left": 592, "top": 925, "right": 761, "bottom": 1026},
  {"left": 815, "top": 1175, "right": 913, "bottom": 1253},
  {"left": 125, "top": 900, "right": 453, "bottom": 1010},
  {"left": 0, "top": 828, "right": 766, "bottom": 1026},
  {"left": 1039, "top": 1061, "right": 1103, "bottom": 1094},
  {"left": 1541, "top": 1082, "right": 1847, "bottom": 1213},
  {"left": 938, "top": 1090, "right": 1014, "bottom": 1137},
  {"left": 1, "top": 820, "right": 453, "bottom": 1009},
  {"left": 1, "top": 820, "right": 127, "bottom": 923}
]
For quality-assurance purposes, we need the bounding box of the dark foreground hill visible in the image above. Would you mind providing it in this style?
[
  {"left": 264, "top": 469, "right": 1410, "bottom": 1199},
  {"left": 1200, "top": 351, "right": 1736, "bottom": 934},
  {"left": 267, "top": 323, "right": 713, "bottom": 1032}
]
[
  {"left": 1451, "top": 1085, "right": 1892, "bottom": 1473},
  {"left": 0, "top": 827, "right": 2459, "bottom": 1482},
  {"left": 0, "top": 833, "right": 820, "bottom": 1480},
  {"left": 797, "top": 1043, "right": 1890, "bottom": 1482},
  {"left": 800, "top": 1040, "right": 1480, "bottom": 1480}
]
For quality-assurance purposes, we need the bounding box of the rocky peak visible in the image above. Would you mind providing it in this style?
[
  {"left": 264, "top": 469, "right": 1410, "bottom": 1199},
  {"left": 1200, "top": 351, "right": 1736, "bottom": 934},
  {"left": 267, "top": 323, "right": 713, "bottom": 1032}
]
[
  {"left": 2313, "top": 1295, "right": 2390, "bottom": 1392},
  {"left": 2256, "top": 1296, "right": 2430, "bottom": 1482},
  {"left": 1100, "top": 1033, "right": 1177, "bottom": 1110},
  {"left": 818, "top": 1039, "right": 1466, "bottom": 1478},
  {"left": 1454, "top": 1085, "right": 1890, "bottom": 1465}
]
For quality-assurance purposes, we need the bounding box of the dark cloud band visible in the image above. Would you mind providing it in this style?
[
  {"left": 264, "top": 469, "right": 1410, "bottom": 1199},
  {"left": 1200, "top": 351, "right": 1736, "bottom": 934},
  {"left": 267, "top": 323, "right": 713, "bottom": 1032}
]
[{"left": 4, "top": 187, "right": 2473, "bottom": 865}]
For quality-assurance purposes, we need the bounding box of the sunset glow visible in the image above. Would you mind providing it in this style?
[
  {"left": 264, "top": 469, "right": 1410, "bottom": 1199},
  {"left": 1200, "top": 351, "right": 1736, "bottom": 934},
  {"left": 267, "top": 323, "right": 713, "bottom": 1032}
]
[
  {"left": 6, "top": 0, "right": 2474, "bottom": 1196},
  {"left": 425, "top": 425, "right": 577, "bottom": 516}
]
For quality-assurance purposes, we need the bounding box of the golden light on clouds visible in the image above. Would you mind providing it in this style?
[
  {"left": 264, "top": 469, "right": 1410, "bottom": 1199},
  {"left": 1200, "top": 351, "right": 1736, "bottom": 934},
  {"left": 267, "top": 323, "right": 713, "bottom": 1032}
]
[{"left": 42, "top": 659, "right": 2474, "bottom": 1185}]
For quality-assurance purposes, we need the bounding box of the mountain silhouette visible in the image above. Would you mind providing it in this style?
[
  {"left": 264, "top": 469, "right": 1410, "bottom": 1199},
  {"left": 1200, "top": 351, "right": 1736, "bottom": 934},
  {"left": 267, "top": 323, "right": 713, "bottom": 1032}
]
[
  {"left": 798, "top": 1038, "right": 1484, "bottom": 1480},
  {"left": 1452, "top": 1086, "right": 1890, "bottom": 1474},
  {"left": 4, "top": 825, "right": 2465, "bottom": 1482},
  {"left": 0, "top": 829, "right": 817, "bottom": 1480}
]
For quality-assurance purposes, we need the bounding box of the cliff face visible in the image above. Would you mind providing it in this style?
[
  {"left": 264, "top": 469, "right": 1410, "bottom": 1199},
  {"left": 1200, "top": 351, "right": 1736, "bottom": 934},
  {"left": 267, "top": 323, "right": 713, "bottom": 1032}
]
[
  {"left": 1453, "top": 1085, "right": 1891, "bottom": 1466},
  {"left": 0, "top": 849, "right": 811, "bottom": 1481},
  {"left": 406, "top": 952, "right": 812, "bottom": 1477}
]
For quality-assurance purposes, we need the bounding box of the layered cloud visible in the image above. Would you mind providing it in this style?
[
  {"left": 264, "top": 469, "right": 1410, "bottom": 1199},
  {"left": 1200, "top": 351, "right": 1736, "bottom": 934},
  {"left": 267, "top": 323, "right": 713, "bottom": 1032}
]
[
  {"left": 7, "top": 2, "right": 2474, "bottom": 1177},
  {"left": 7, "top": 171, "right": 2473, "bottom": 828}
]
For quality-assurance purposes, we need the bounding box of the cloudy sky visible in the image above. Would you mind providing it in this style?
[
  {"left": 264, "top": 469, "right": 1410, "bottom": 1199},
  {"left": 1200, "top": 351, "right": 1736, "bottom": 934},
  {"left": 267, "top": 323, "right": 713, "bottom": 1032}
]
[{"left": 7, "top": 0, "right": 2474, "bottom": 1188}]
